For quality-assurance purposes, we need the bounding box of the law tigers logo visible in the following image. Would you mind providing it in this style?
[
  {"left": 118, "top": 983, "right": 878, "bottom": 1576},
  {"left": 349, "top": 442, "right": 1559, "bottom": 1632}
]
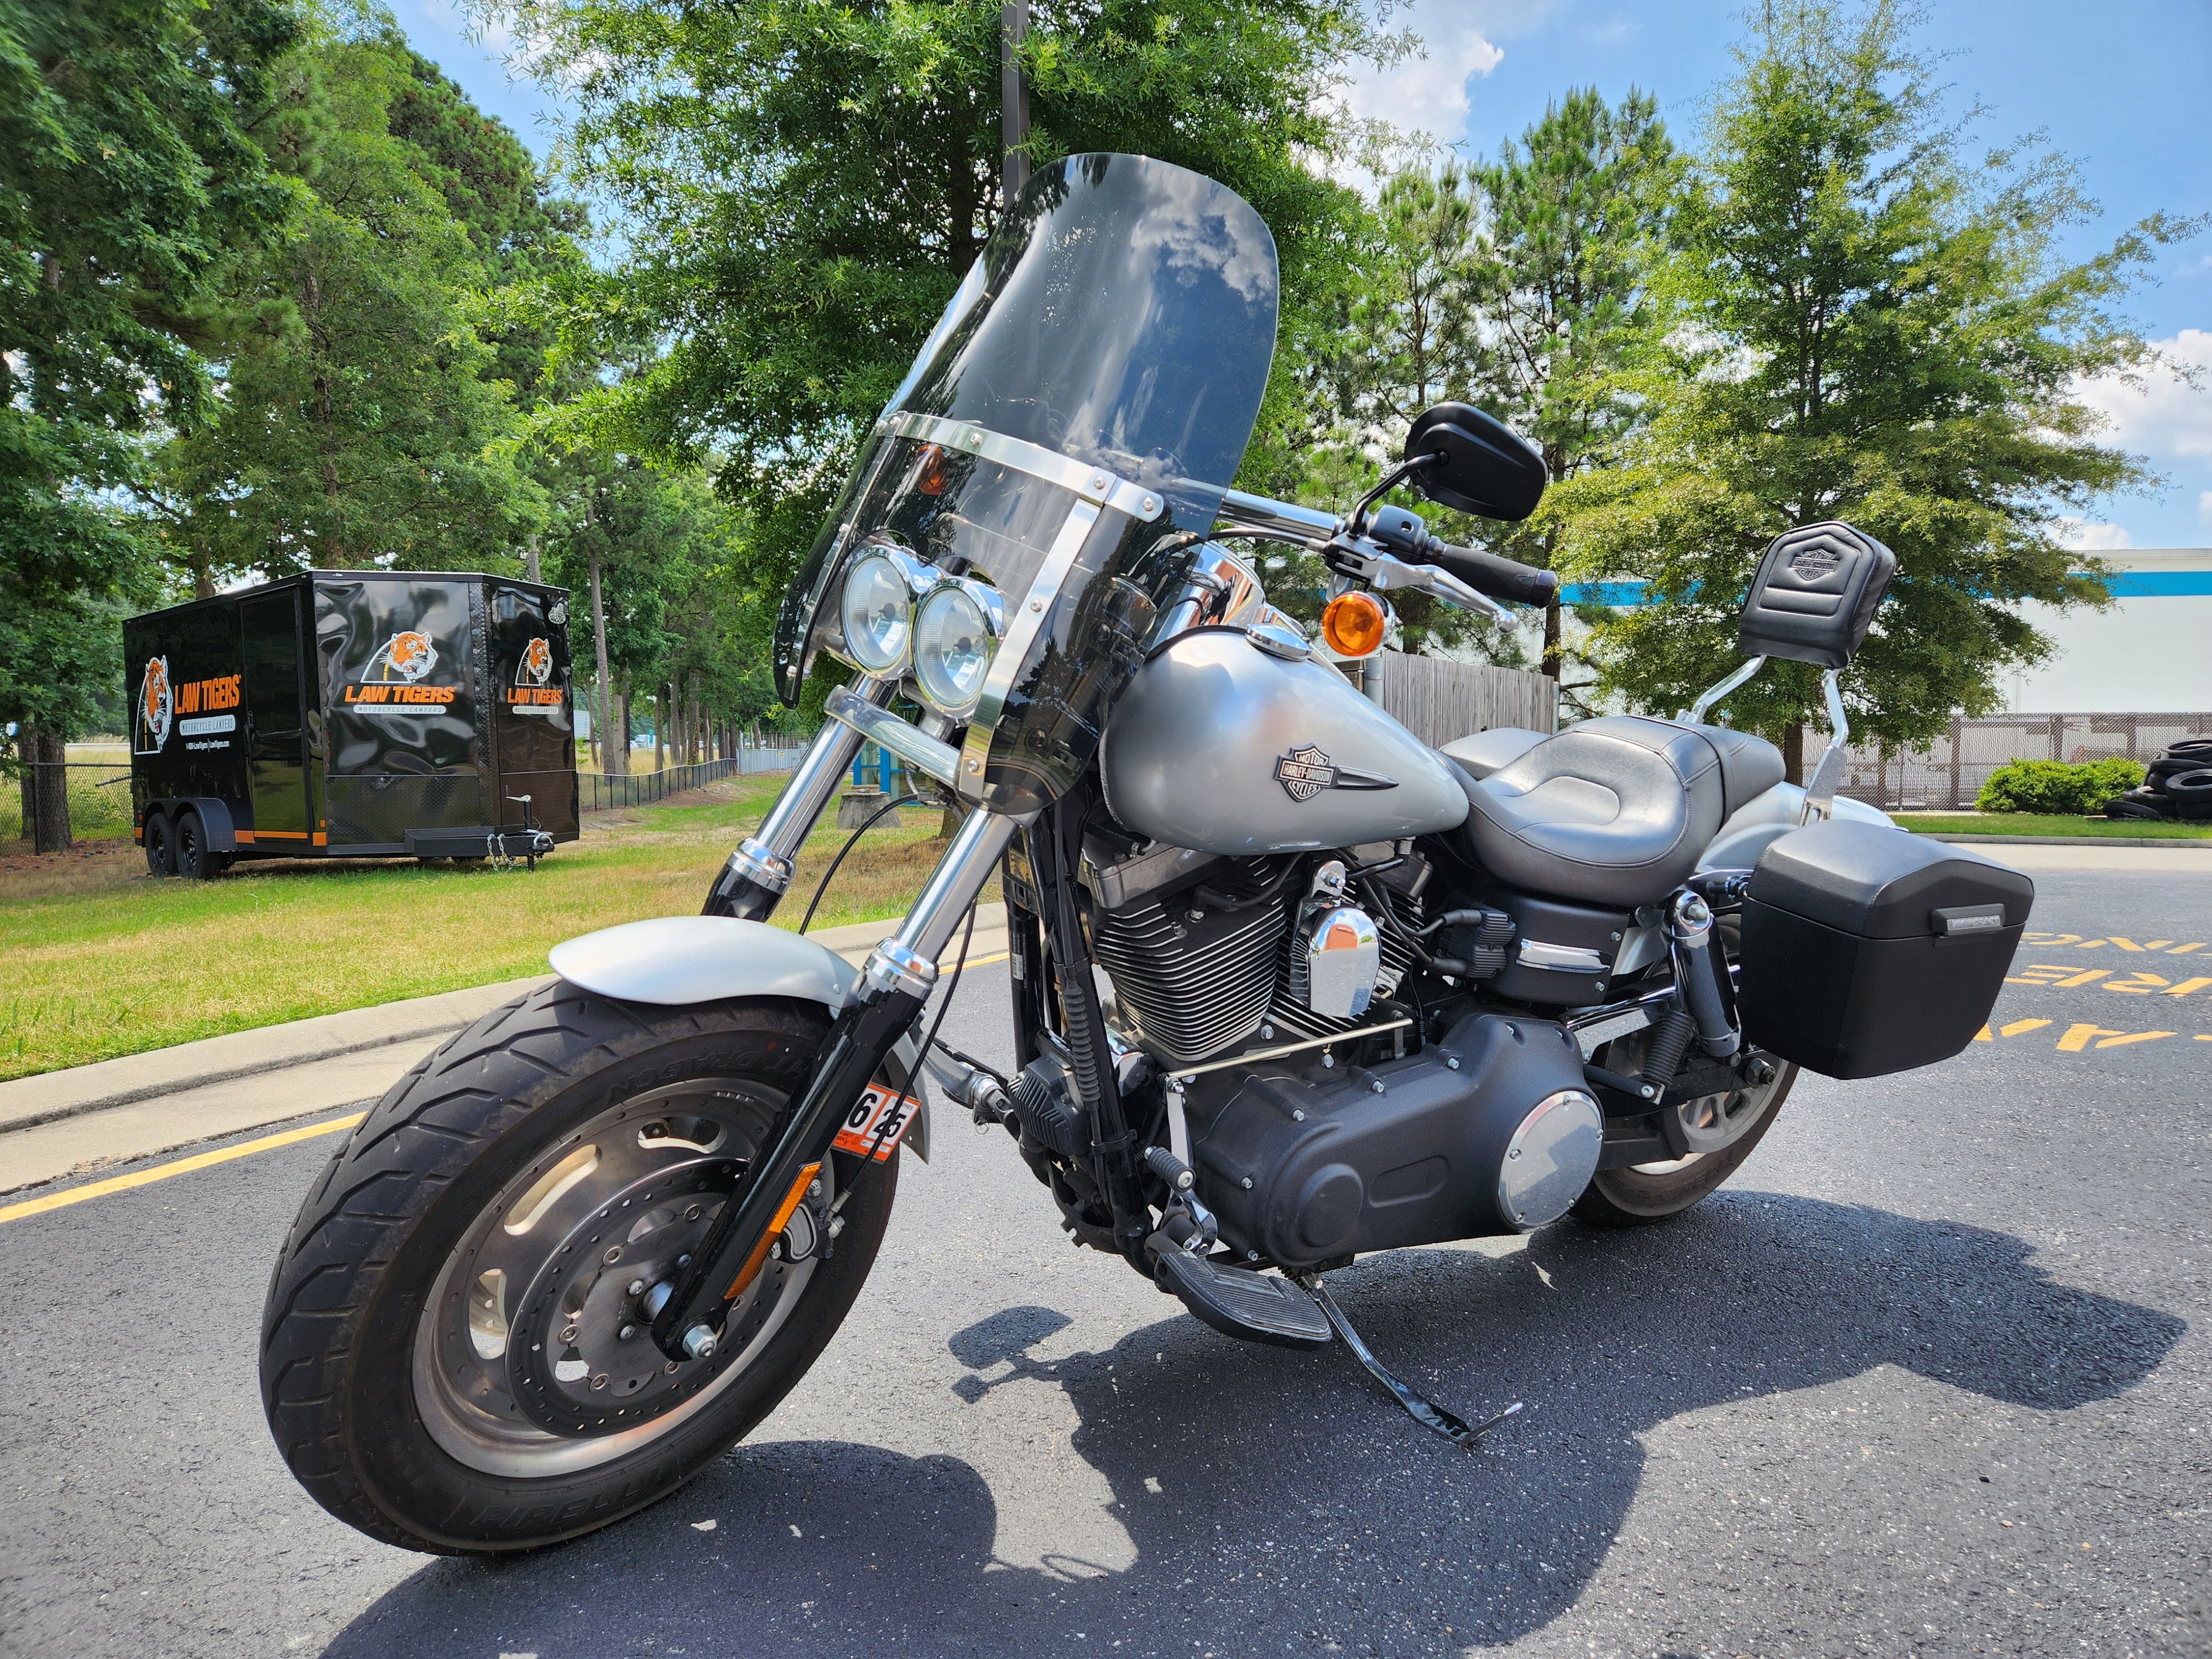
[
  {"left": 135, "top": 656, "right": 173, "bottom": 754},
  {"left": 366, "top": 630, "right": 438, "bottom": 682},
  {"left": 518, "top": 637, "right": 552, "bottom": 686}
]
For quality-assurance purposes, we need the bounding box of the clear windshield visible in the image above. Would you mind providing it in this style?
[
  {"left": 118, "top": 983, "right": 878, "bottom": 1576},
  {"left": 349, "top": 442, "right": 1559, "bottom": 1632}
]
[{"left": 772, "top": 154, "right": 1279, "bottom": 814}]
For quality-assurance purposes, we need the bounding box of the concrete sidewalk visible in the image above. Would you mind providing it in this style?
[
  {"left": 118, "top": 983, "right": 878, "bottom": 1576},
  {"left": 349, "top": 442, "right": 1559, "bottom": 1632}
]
[{"left": 0, "top": 906, "right": 1008, "bottom": 1194}]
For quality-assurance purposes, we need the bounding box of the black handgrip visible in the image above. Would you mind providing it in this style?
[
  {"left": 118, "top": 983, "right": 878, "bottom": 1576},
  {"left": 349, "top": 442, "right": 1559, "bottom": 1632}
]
[{"left": 1430, "top": 542, "right": 1560, "bottom": 607}]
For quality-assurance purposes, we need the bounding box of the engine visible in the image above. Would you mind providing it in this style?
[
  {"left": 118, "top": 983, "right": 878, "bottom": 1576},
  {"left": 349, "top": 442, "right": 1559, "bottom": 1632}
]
[
  {"left": 1185, "top": 1011, "right": 1602, "bottom": 1266},
  {"left": 1082, "top": 837, "right": 1602, "bottom": 1265}
]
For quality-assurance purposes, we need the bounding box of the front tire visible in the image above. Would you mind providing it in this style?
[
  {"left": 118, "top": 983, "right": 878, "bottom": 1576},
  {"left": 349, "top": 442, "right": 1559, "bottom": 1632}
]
[{"left": 259, "top": 981, "right": 898, "bottom": 1554}]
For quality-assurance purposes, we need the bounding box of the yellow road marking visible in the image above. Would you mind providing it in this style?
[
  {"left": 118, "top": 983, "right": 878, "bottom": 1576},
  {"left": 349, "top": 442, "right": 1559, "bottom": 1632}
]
[
  {"left": 2002, "top": 1018, "right": 2053, "bottom": 1037},
  {"left": 942, "top": 949, "right": 1010, "bottom": 972},
  {"left": 0, "top": 1113, "right": 366, "bottom": 1227}
]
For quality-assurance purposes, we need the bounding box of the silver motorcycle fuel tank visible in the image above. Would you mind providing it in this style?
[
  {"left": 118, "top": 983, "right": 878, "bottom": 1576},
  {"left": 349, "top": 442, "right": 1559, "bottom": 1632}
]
[{"left": 1100, "top": 629, "right": 1469, "bottom": 854}]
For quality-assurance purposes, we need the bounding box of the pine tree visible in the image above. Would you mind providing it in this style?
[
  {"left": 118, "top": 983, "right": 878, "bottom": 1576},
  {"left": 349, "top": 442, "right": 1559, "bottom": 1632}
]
[{"left": 1552, "top": 1, "right": 2189, "bottom": 765}]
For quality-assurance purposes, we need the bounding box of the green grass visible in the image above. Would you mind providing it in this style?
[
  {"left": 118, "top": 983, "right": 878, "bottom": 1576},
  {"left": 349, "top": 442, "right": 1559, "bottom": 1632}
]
[
  {"left": 0, "top": 775, "right": 987, "bottom": 1081},
  {"left": 1894, "top": 812, "right": 2212, "bottom": 839}
]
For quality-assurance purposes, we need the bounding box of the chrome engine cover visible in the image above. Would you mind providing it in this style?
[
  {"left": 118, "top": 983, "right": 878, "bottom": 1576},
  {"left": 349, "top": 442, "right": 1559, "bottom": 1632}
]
[{"left": 1100, "top": 629, "right": 1468, "bottom": 855}]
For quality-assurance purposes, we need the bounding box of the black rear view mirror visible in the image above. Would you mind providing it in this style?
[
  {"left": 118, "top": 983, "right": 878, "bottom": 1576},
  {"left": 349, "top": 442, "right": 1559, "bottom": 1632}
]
[
  {"left": 1402, "top": 404, "right": 1547, "bottom": 523},
  {"left": 1736, "top": 521, "right": 1895, "bottom": 668}
]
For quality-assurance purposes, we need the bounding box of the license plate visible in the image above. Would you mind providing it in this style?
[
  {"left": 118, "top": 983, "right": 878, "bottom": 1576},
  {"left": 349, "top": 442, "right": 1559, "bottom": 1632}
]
[{"left": 832, "top": 1083, "right": 923, "bottom": 1162}]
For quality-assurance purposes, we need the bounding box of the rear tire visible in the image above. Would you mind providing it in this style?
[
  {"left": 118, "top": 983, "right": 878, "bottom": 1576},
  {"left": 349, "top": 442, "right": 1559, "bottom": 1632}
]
[
  {"left": 259, "top": 981, "right": 899, "bottom": 1554},
  {"left": 144, "top": 812, "right": 176, "bottom": 876},
  {"left": 1572, "top": 1063, "right": 1795, "bottom": 1227},
  {"left": 174, "top": 810, "right": 223, "bottom": 879}
]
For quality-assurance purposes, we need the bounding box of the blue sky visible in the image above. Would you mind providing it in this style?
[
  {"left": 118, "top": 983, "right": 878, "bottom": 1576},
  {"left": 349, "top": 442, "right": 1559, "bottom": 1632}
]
[{"left": 397, "top": 0, "right": 2210, "bottom": 551}]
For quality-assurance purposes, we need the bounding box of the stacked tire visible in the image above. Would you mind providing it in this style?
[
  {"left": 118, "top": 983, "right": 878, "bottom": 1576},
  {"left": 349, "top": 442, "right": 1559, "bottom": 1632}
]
[{"left": 2108, "top": 738, "right": 2212, "bottom": 821}]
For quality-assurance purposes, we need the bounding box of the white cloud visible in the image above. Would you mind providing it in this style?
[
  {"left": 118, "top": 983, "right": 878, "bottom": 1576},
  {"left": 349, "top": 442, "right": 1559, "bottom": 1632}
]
[
  {"left": 2200, "top": 489, "right": 2212, "bottom": 526},
  {"left": 1339, "top": 6, "right": 1506, "bottom": 149},
  {"left": 2074, "top": 328, "right": 2212, "bottom": 461},
  {"left": 2057, "top": 519, "right": 2135, "bottom": 551}
]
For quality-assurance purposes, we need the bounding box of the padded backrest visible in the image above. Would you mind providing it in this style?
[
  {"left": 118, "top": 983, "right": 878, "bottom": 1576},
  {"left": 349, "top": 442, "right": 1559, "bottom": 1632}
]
[{"left": 1738, "top": 522, "right": 1895, "bottom": 669}]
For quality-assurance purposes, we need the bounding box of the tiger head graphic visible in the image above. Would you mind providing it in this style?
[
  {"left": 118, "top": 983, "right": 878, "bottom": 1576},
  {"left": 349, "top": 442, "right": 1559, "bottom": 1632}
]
[
  {"left": 519, "top": 636, "right": 552, "bottom": 686},
  {"left": 369, "top": 630, "right": 439, "bottom": 683},
  {"left": 136, "top": 656, "right": 173, "bottom": 753}
]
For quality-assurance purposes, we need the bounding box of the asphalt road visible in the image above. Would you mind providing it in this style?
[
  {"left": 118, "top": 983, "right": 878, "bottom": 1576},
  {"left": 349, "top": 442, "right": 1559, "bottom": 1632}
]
[{"left": 3, "top": 865, "right": 2206, "bottom": 1658}]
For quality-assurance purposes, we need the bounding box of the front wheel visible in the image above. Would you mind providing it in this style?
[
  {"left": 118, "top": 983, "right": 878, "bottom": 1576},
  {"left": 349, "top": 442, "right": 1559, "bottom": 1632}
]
[{"left": 259, "top": 982, "right": 898, "bottom": 1553}]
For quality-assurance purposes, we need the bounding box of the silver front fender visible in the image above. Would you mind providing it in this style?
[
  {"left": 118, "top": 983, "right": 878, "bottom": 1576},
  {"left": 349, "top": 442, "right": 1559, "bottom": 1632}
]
[{"left": 546, "top": 916, "right": 931, "bottom": 1162}]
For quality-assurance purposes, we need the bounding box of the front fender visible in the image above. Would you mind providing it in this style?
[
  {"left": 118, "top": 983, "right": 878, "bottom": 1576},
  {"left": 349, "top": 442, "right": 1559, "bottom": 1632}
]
[{"left": 546, "top": 916, "right": 931, "bottom": 1162}]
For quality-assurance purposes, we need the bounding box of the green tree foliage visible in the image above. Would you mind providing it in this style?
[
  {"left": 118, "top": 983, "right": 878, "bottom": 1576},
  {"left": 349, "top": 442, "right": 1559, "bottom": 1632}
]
[
  {"left": 155, "top": 11, "right": 559, "bottom": 585},
  {"left": 1, "top": 0, "right": 299, "bottom": 748},
  {"left": 1470, "top": 89, "right": 1673, "bottom": 694},
  {"left": 487, "top": 0, "right": 1386, "bottom": 631},
  {"left": 1551, "top": 1, "right": 2187, "bottom": 764}
]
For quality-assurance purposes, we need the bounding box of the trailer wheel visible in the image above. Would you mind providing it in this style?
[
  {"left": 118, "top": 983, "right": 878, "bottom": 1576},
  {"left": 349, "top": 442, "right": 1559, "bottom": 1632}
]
[
  {"left": 174, "top": 811, "right": 227, "bottom": 880},
  {"left": 144, "top": 812, "right": 176, "bottom": 877}
]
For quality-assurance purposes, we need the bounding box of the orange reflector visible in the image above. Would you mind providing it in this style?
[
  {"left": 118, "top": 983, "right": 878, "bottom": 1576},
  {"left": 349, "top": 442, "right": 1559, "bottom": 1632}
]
[
  {"left": 1321, "top": 589, "right": 1389, "bottom": 658},
  {"left": 726, "top": 1161, "right": 822, "bottom": 1300}
]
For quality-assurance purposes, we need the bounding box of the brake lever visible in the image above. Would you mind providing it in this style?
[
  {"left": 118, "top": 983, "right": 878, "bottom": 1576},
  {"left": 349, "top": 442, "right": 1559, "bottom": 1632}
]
[{"left": 1322, "top": 536, "right": 1513, "bottom": 623}]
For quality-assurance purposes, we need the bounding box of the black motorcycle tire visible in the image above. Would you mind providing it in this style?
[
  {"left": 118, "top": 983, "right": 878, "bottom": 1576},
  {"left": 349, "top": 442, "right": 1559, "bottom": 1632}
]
[
  {"left": 1571, "top": 1065, "right": 1796, "bottom": 1227},
  {"left": 259, "top": 980, "right": 897, "bottom": 1555}
]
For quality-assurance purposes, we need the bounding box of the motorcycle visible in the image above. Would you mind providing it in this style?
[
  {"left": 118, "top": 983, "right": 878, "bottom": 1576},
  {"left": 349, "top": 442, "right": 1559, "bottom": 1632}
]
[{"left": 260, "top": 154, "right": 2033, "bottom": 1553}]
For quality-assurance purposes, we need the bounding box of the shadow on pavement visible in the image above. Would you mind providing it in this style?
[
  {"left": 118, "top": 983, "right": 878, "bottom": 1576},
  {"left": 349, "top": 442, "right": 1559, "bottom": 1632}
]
[{"left": 321, "top": 1195, "right": 2184, "bottom": 1657}]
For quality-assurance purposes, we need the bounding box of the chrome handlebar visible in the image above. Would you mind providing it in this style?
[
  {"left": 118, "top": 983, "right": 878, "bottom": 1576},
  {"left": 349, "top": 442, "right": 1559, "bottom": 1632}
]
[{"left": 1209, "top": 488, "right": 1515, "bottom": 624}]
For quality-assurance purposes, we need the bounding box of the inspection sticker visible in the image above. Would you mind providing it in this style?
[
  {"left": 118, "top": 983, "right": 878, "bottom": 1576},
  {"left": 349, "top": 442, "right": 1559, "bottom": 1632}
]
[{"left": 832, "top": 1083, "right": 922, "bottom": 1162}]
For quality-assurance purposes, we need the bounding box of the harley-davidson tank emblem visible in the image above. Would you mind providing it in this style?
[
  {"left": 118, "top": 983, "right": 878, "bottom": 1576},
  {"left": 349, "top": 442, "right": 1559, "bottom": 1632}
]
[{"left": 1274, "top": 743, "right": 1397, "bottom": 802}]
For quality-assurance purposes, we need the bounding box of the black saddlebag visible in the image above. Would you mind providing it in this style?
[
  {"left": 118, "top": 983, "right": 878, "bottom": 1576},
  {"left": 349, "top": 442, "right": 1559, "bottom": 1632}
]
[{"left": 1736, "top": 820, "right": 2033, "bottom": 1079}]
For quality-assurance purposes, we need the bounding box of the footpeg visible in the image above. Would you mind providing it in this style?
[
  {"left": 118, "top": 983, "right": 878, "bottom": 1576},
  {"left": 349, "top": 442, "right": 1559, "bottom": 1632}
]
[
  {"left": 1156, "top": 1250, "right": 1333, "bottom": 1350},
  {"left": 1298, "top": 1274, "right": 1523, "bottom": 1451}
]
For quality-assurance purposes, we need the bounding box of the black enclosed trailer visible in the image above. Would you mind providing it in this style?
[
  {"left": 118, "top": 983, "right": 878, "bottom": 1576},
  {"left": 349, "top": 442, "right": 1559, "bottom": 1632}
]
[{"left": 124, "top": 571, "right": 581, "bottom": 877}]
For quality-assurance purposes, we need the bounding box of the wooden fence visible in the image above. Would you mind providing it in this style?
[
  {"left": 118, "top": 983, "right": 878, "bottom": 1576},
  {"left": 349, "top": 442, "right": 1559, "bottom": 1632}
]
[{"left": 1364, "top": 651, "right": 1559, "bottom": 746}]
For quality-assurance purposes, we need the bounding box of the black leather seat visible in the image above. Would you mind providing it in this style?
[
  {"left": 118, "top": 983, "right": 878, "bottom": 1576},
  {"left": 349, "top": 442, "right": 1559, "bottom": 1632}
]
[{"left": 1451, "top": 717, "right": 1786, "bottom": 906}]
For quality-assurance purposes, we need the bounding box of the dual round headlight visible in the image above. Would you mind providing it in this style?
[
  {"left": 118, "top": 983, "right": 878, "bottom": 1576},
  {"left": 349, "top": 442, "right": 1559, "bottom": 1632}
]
[{"left": 836, "top": 545, "right": 1001, "bottom": 717}]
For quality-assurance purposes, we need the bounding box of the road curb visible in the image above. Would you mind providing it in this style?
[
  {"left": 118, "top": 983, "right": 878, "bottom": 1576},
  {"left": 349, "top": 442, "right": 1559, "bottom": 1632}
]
[
  {"left": 0, "top": 905, "right": 1009, "bottom": 1139},
  {"left": 1927, "top": 834, "right": 2212, "bottom": 848}
]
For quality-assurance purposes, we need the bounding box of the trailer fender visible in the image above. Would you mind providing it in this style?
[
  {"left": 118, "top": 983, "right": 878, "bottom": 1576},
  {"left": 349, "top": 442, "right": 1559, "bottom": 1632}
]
[
  {"left": 547, "top": 916, "right": 931, "bottom": 1162},
  {"left": 169, "top": 797, "right": 241, "bottom": 852}
]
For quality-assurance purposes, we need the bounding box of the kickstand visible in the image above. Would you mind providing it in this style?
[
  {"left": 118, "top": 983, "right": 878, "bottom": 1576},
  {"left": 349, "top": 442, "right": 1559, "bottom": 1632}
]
[{"left": 1297, "top": 1274, "right": 1524, "bottom": 1452}]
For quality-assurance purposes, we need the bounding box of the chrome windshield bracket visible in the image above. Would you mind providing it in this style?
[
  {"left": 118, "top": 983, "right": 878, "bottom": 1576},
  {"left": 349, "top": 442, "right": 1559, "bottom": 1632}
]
[
  {"left": 1682, "top": 655, "right": 1767, "bottom": 726},
  {"left": 825, "top": 686, "right": 963, "bottom": 790},
  {"left": 958, "top": 495, "right": 1103, "bottom": 799},
  {"left": 884, "top": 411, "right": 1164, "bottom": 523}
]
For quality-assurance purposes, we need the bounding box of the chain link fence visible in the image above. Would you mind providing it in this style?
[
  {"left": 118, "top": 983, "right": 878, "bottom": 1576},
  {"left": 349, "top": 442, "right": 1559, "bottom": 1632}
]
[
  {"left": 1833, "top": 713, "right": 2212, "bottom": 810},
  {"left": 2, "top": 752, "right": 135, "bottom": 842},
  {"left": 578, "top": 743, "right": 804, "bottom": 813}
]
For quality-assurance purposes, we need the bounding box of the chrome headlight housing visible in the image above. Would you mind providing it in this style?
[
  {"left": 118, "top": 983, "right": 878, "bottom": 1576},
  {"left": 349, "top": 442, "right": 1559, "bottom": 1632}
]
[
  {"left": 836, "top": 543, "right": 937, "bottom": 675},
  {"left": 911, "top": 579, "right": 1003, "bottom": 717}
]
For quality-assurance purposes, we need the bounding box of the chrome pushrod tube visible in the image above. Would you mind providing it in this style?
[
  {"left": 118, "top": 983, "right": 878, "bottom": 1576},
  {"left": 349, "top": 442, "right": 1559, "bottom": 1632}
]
[{"left": 702, "top": 676, "right": 893, "bottom": 918}]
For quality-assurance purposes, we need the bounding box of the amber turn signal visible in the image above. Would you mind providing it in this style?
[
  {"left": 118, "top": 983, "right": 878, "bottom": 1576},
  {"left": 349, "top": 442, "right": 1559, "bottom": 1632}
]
[{"left": 1321, "top": 589, "right": 1389, "bottom": 658}]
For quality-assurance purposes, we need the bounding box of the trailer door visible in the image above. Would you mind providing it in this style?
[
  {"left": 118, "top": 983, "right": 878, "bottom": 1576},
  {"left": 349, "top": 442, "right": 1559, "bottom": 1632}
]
[{"left": 241, "top": 591, "right": 311, "bottom": 846}]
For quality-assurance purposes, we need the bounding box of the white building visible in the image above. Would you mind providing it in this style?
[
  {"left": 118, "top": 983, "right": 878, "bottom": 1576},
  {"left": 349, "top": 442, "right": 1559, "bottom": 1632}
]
[{"left": 2000, "top": 549, "right": 2212, "bottom": 713}]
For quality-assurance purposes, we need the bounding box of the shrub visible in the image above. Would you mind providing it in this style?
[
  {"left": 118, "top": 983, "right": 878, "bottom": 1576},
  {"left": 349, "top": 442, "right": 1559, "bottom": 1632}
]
[{"left": 1976, "top": 758, "right": 2146, "bottom": 814}]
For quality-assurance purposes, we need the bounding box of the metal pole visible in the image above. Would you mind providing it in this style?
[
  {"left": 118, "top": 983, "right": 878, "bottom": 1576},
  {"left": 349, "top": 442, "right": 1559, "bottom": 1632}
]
[{"left": 1001, "top": 0, "right": 1029, "bottom": 199}]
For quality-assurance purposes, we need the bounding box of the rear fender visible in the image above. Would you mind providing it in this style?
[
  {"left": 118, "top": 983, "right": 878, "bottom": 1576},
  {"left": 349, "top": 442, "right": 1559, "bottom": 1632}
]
[
  {"left": 547, "top": 916, "right": 931, "bottom": 1162},
  {"left": 1698, "top": 781, "right": 1893, "bottom": 873}
]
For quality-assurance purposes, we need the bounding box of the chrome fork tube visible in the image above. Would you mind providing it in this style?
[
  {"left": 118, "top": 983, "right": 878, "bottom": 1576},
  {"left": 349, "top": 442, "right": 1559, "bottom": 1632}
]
[
  {"left": 701, "top": 677, "right": 894, "bottom": 919},
  {"left": 858, "top": 808, "right": 1024, "bottom": 999}
]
